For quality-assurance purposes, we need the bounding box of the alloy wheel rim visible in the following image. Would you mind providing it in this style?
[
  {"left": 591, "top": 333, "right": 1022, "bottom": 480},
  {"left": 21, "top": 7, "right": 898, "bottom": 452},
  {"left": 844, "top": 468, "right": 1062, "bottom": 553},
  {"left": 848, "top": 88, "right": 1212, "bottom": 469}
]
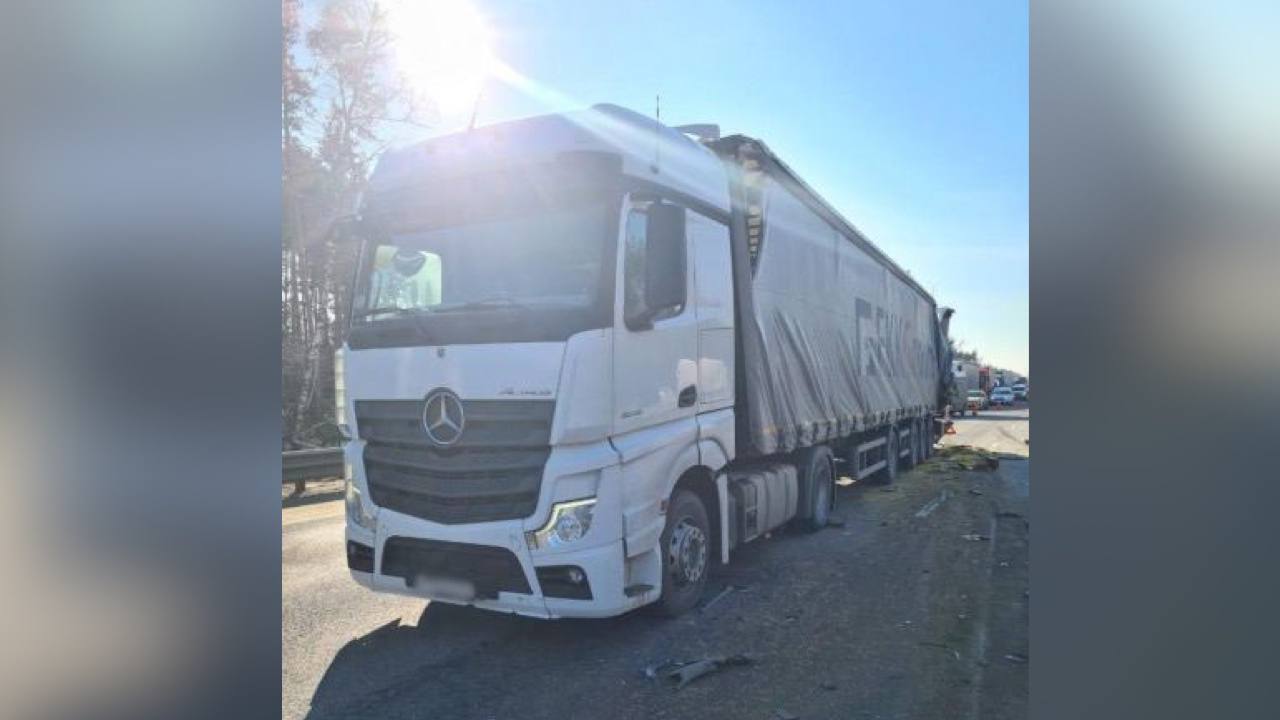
[{"left": 669, "top": 518, "right": 708, "bottom": 585}]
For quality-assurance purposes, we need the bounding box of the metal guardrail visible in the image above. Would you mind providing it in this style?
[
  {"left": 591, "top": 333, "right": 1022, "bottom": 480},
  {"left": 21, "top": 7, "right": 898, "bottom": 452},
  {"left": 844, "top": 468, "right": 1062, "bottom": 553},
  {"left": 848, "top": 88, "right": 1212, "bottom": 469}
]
[{"left": 283, "top": 448, "right": 344, "bottom": 494}]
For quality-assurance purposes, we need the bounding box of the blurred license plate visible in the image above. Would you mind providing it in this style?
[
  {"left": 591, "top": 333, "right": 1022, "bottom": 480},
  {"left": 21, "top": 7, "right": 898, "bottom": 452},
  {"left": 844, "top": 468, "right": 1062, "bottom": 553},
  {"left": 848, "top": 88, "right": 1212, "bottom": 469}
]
[{"left": 413, "top": 575, "right": 476, "bottom": 601}]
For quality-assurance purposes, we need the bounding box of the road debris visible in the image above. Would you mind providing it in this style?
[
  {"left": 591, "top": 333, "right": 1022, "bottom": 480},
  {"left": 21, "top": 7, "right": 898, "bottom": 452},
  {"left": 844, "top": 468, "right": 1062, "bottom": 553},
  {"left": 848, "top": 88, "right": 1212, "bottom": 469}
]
[
  {"left": 643, "top": 660, "right": 677, "bottom": 680},
  {"left": 935, "top": 446, "right": 1000, "bottom": 471},
  {"left": 968, "top": 488, "right": 984, "bottom": 496},
  {"left": 914, "top": 490, "right": 950, "bottom": 518},
  {"left": 961, "top": 533, "right": 989, "bottom": 542},
  {"left": 919, "top": 641, "right": 962, "bottom": 661},
  {"left": 649, "top": 654, "right": 756, "bottom": 689},
  {"left": 700, "top": 585, "right": 739, "bottom": 613},
  {"left": 1004, "top": 653, "right": 1029, "bottom": 664}
]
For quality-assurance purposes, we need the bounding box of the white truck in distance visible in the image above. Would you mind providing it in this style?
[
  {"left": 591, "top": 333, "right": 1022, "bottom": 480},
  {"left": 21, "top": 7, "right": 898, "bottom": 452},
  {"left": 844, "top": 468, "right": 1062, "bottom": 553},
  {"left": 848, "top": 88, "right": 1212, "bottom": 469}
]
[{"left": 338, "top": 104, "right": 954, "bottom": 618}]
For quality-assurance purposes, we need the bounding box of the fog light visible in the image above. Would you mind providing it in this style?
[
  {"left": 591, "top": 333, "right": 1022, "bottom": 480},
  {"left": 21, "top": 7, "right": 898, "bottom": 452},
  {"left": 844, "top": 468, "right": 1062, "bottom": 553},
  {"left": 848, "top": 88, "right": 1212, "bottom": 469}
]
[{"left": 536, "top": 565, "right": 593, "bottom": 600}]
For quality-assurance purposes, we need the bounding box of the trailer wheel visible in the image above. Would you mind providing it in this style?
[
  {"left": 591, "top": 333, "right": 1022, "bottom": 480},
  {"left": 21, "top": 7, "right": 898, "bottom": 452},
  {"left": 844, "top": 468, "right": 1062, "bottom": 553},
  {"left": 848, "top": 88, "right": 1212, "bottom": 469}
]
[
  {"left": 797, "top": 445, "right": 834, "bottom": 532},
  {"left": 655, "top": 489, "right": 710, "bottom": 617},
  {"left": 883, "top": 426, "right": 899, "bottom": 484},
  {"left": 908, "top": 419, "right": 923, "bottom": 468}
]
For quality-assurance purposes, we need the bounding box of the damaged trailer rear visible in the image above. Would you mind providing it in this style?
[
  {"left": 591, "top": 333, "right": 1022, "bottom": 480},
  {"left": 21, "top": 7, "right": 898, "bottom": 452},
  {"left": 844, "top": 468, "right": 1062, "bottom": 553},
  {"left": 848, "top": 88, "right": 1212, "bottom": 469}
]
[{"left": 709, "top": 136, "right": 950, "bottom": 458}]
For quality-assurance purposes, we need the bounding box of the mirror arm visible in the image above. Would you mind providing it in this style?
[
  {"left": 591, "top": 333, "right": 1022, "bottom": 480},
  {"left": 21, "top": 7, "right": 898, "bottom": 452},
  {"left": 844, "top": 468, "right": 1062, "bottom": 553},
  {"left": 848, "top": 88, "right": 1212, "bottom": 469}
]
[
  {"left": 625, "top": 300, "right": 684, "bottom": 332},
  {"left": 624, "top": 311, "right": 655, "bottom": 332}
]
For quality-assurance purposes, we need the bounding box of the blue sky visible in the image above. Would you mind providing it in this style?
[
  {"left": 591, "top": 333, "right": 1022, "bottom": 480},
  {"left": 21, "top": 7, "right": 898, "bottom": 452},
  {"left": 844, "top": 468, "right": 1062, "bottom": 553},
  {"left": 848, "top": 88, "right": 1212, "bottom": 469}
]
[{"left": 310, "top": 0, "right": 1028, "bottom": 375}]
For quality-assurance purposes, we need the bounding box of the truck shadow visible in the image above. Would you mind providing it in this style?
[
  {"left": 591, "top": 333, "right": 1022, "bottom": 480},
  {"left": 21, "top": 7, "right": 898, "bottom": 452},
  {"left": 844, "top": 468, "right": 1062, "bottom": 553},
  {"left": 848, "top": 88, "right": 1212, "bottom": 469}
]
[
  {"left": 305, "top": 587, "right": 691, "bottom": 719},
  {"left": 305, "top": 482, "right": 883, "bottom": 720}
]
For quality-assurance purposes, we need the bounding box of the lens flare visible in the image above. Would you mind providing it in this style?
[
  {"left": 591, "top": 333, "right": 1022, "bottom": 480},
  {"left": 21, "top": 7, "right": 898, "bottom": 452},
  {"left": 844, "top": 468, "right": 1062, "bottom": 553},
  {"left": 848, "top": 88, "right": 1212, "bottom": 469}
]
[{"left": 386, "top": 0, "right": 494, "bottom": 117}]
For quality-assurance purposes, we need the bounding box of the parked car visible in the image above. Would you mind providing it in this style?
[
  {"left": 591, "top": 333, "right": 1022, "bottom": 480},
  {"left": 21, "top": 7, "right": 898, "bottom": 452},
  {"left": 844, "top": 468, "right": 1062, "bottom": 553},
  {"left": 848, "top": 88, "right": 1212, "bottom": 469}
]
[
  {"left": 1012, "top": 383, "right": 1027, "bottom": 400},
  {"left": 990, "top": 387, "right": 1015, "bottom": 406},
  {"left": 965, "top": 389, "right": 988, "bottom": 414}
]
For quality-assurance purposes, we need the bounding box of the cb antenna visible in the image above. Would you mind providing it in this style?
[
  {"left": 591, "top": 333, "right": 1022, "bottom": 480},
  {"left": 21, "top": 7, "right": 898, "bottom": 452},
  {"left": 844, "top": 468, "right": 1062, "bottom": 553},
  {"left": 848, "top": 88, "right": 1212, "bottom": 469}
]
[
  {"left": 468, "top": 86, "right": 485, "bottom": 132},
  {"left": 652, "top": 94, "right": 661, "bottom": 174}
]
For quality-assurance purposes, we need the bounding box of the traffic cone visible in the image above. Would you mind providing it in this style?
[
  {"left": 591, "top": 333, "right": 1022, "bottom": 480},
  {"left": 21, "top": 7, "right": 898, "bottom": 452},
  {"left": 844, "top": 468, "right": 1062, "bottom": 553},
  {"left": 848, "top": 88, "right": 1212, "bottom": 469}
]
[{"left": 944, "top": 420, "right": 957, "bottom": 435}]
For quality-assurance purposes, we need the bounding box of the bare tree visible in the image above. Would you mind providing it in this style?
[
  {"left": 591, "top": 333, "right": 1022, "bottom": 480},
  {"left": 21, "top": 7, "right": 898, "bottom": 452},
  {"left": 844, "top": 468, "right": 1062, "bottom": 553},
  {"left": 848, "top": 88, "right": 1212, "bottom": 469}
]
[{"left": 281, "top": 0, "right": 431, "bottom": 448}]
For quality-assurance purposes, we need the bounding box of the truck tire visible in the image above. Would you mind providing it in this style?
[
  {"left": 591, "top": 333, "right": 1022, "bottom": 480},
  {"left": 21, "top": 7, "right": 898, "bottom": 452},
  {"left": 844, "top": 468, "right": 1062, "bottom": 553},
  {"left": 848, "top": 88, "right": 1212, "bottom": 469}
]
[
  {"left": 883, "top": 426, "right": 899, "bottom": 484},
  {"left": 908, "top": 419, "right": 922, "bottom": 468},
  {"left": 902, "top": 423, "right": 917, "bottom": 471},
  {"left": 797, "top": 445, "right": 834, "bottom": 532},
  {"left": 655, "top": 489, "right": 711, "bottom": 617}
]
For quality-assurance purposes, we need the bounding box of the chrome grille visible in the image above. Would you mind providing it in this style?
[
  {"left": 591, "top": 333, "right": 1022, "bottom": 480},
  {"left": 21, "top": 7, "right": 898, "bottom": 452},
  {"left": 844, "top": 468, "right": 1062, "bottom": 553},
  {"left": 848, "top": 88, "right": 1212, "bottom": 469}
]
[{"left": 356, "top": 399, "right": 554, "bottom": 524}]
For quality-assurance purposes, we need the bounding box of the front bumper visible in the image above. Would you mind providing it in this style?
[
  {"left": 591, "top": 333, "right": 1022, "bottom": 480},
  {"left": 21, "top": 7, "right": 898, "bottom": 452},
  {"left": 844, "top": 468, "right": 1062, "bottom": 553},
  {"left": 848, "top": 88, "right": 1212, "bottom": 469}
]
[
  {"left": 345, "top": 442, "right": 650, "bottom": 619},
  {"left": 347, "top": 513, "right": 644, "bottom": 619}
]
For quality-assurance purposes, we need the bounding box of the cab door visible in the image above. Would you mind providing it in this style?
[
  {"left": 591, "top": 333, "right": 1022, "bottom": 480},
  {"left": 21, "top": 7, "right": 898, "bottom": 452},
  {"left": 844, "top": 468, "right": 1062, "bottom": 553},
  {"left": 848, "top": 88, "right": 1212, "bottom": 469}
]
[{"left": 612, "top": 196, "right": 698, "bottom": 436}]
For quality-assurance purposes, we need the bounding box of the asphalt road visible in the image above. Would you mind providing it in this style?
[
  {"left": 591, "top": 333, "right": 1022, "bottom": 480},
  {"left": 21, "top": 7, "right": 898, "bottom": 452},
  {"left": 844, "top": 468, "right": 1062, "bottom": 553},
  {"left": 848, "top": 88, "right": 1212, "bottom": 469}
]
[
  {"left": 941, "top": 405, "right": 1030, "bottom": 457},
  {"left": 283, "top": 408, "right": 1029, "bottom": 720}
]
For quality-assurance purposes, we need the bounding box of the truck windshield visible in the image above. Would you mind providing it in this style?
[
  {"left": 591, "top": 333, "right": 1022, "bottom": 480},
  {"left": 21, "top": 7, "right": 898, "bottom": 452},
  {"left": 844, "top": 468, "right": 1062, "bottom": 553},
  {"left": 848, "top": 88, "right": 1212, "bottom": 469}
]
[
  {"left": 355, "top": 203, "right": 607, "bottom": 318},
  {"left": 347, "top": 190, "right": 618, "bottom": 348}
]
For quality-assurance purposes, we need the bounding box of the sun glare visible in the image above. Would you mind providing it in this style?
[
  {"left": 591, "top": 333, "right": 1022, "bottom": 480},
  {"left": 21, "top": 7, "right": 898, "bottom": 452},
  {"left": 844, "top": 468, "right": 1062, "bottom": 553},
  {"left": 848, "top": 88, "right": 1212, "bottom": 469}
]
[{"left": 386, "top": 0, "right": 494, "bottom": 118}]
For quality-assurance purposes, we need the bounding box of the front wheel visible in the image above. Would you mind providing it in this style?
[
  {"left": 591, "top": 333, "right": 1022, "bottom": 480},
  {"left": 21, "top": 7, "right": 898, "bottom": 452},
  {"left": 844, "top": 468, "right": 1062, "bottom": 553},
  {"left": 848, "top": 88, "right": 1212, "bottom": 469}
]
[{"left": 655, "top": 489, "right": 711, "bottom": 617}]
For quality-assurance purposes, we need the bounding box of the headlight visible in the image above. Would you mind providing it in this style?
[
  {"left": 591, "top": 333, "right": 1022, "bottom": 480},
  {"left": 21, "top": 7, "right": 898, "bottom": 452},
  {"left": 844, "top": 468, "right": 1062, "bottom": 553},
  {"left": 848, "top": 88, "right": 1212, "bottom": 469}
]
[
  {"left": 526, "top": 498, "right": 596, "bottom": 551},
  {"left": 345, "top": 479, "right": 376, "bottom": 531}
]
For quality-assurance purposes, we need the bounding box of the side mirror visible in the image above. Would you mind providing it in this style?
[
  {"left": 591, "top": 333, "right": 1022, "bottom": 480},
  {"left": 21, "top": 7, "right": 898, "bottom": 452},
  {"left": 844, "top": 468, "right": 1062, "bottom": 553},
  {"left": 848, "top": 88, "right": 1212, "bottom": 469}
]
[{"left": 642, "top": 203, "right": 686, "bottom": 317}]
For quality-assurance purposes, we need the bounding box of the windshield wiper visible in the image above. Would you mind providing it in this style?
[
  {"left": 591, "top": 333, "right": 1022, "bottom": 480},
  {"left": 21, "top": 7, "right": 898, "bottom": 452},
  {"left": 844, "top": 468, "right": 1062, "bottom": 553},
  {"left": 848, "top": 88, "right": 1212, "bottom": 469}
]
[
  {"left": 352, "top": 306, "right": 430, "bottom": 319},
  {"left": 351, "top": 306, "right": 434, "bottom": 342},
  {"left": 431, "top": 295, "right": 530, "bottom": 313}
]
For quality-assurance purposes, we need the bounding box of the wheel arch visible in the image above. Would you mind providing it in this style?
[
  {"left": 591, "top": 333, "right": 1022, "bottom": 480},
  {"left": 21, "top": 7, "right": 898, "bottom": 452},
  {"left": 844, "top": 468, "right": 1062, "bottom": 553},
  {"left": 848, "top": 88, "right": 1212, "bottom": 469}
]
[{"left": 671, "top": 465, "right": 725, "bottom": 567}]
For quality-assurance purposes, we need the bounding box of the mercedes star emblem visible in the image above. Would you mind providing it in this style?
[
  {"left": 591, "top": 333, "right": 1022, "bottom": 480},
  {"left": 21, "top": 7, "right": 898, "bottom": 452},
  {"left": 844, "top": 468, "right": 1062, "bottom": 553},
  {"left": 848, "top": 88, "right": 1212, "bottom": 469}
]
[{"left": 422, "top": 389, "right": 465, "bottom": 446}]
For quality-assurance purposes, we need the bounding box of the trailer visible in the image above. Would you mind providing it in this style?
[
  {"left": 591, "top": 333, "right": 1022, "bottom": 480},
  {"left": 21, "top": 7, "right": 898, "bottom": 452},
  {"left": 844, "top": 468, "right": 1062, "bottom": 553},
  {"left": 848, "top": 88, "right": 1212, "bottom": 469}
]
[{"left": 707, "top": 133, "right": 945, "bottom": 489}]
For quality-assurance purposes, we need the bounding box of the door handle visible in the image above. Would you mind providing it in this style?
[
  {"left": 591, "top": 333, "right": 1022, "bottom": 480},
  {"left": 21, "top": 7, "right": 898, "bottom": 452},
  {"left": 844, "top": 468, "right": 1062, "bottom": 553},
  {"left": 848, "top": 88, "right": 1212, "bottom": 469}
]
[{"left": 678, "top": 385, "right": 697, "bottom": 407}]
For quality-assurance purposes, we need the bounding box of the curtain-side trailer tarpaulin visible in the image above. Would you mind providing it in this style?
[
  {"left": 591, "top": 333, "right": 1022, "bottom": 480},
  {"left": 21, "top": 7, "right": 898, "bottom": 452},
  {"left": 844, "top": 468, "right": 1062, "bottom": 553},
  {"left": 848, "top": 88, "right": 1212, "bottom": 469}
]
[{"left": 712, "top": 136, "right": 946, "bottom": 456}]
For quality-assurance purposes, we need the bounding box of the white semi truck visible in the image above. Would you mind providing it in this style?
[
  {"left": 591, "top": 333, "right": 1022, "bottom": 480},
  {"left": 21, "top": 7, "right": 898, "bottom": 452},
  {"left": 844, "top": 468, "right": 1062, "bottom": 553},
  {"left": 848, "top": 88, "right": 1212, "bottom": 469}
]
[{"left": 339, "top": 104, "right": 953, "bottom": 618}]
